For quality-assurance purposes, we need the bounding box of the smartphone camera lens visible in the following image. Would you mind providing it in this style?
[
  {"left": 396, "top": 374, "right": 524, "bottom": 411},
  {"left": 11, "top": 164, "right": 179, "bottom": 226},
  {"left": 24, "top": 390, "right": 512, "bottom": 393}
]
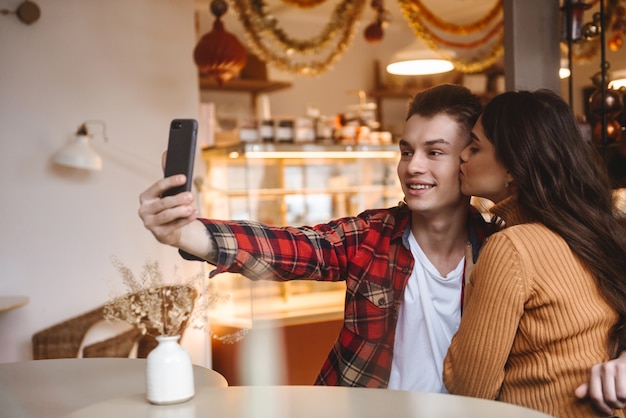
[{"left": 173, "top": 121, "right": 183, "bottom": 129}]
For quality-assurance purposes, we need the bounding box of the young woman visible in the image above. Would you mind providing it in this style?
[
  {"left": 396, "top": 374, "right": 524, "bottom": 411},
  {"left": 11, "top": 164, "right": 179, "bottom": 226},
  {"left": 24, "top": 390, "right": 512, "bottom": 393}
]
[{"left": 443, "top": 89, "right": 626, "bottom": 417}]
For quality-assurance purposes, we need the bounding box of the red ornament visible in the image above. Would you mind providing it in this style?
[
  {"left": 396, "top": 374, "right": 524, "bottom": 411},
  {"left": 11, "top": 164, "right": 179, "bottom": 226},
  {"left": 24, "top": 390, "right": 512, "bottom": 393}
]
[
  {"left": 363, "top": 0, "right": 389, "bottom": 43},
  {"left": 364, "top": 22, "right": 384, "bottom": 43},
  {"left": 193, "top": 0, "right": 247, "bottom": 86}
]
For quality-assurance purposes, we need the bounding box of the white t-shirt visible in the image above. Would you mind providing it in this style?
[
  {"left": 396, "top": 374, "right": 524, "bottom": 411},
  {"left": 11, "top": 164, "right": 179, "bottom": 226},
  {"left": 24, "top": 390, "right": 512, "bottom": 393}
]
[{"left": 387, "top": 232, "right": 464, "bottom": 392}]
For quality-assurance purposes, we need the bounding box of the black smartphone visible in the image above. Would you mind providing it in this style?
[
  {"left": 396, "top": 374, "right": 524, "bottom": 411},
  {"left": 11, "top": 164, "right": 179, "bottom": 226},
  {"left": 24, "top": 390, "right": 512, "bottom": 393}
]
[{"left": 162, "top": 118, "right": 198, "bottom": 197}]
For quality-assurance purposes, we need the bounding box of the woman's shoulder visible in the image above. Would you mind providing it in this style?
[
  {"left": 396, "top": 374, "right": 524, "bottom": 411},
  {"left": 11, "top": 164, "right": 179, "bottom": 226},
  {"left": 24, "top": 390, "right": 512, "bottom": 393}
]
[
  {"left": 500, "top": 222, "right": 558, "bottom": 239},
  {"left": 490, "top": 222, "right": 569, "bottom": 257}
]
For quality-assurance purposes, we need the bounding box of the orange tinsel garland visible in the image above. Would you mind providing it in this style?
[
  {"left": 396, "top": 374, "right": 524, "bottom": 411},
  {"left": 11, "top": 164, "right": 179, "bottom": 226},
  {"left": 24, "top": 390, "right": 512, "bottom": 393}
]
[{"left": 400, "top": 0, "right": 502, "bottom": 35}]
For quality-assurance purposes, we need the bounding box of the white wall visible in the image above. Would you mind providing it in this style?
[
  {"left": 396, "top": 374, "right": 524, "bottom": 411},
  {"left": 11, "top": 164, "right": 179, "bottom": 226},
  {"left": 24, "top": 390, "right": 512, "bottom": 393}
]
[{"left": 0, "top": 0, "right": 208, "bottom": 364}]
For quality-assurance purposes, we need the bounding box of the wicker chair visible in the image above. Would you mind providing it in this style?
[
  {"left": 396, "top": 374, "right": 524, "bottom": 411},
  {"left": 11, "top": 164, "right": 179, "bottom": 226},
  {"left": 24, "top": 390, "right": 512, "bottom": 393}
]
[
  {"left": 31, "top": 283, "right": 196, "bottom": 360},
  {"left": 31, "top": 306, "right": 156, "bottom": 360}
]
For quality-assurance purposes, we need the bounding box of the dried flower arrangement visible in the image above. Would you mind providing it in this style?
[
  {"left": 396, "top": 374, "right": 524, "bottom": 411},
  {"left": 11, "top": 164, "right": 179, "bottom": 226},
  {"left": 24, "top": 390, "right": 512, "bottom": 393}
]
[
  {"left": 104, "top": 256, "right": 248, "bottom": 343},
  {"left": 104, "top": 257, "right": 199, "bottom": 337}
]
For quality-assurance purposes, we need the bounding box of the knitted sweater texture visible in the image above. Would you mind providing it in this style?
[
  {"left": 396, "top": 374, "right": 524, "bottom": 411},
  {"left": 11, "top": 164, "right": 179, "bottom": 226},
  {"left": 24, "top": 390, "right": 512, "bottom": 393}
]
[{"left": 443, "top": 196, "right": 623, "bottom": 418}]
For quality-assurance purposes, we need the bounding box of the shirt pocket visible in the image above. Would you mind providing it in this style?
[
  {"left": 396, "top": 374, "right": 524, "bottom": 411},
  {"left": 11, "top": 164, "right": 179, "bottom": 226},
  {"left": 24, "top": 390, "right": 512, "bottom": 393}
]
[{"left": 344, "top": 281, "right": 394, "bottom": 340}]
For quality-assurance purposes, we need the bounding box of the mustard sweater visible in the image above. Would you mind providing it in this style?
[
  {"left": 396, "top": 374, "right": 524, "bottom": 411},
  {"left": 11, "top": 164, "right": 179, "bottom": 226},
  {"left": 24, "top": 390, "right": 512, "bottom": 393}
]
[{"left": 443, "top": 196, "right": 623, "bottom": 418}]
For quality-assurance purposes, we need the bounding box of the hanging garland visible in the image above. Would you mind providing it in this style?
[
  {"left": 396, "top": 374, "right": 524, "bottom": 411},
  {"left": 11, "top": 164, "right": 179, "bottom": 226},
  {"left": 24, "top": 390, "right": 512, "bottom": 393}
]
[
  {"left": 419, "top": 31, "right": 505, "bottom": 73},
  {"left": 280, "top": 0, "right": 328, "bottom": 8},
  {"left": 230, "top": 0, "right": 366, "bottom": 54},
  {"left": 229, "top": 0, "right": 367, "bottom": 76},
  {"left": 404, "top": 0, "right": 502, "bottom": 35},
  {"left": 410, "top": 10, "right": 503, "bottom": 49},
  {"left": 397, "top": 0, "right": 504, "bottom": 73},
  {"left": 228, "top": 0, "right": 504, "bottom": 76},
  {"left": 225, "top": 0, "right": 626, "bottom": 77}
]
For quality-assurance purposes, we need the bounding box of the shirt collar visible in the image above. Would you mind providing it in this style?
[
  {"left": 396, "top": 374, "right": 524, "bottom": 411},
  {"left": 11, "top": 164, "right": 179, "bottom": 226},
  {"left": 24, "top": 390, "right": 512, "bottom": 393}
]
[{"left": 398, "top": 204, "right": 491, "bottom": 261}]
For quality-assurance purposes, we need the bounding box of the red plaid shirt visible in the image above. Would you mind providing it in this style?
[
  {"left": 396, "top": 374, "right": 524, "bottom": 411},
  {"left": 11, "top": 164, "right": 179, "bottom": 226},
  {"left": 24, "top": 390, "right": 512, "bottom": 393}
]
[{"left": 184, "top": 204, "right": 491, "bottom": 387}]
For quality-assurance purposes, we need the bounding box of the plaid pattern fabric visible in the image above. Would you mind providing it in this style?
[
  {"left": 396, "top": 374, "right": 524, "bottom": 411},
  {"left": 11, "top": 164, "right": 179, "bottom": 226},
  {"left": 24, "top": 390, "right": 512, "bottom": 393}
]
[{"left": 185, "top": 204, "right": 491, "bottom": 387}]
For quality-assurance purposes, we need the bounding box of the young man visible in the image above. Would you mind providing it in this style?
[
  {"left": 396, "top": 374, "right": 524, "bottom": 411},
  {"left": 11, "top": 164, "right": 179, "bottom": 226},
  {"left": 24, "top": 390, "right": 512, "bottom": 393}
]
[
  {"left": 139, "top": 84, "right": 626, "bottom": 412},
  {"left": 140, "top": 84, "right": 484, "bottom": 391}
]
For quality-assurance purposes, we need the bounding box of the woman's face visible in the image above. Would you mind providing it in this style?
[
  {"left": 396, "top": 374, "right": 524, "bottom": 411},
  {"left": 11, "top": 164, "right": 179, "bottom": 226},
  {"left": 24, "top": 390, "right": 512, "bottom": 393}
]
[{"left": 459, "top": 116, "right": 514, "bottom": 204}]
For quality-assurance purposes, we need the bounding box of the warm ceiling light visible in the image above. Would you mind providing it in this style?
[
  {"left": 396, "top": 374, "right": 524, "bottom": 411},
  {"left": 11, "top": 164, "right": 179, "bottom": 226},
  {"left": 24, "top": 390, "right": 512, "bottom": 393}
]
[
  {"left": 194, "top": 0, "right": 247, "bottom": 86},
  {"left": 386, "top": 39, "right": 454, "bottom": 76}
]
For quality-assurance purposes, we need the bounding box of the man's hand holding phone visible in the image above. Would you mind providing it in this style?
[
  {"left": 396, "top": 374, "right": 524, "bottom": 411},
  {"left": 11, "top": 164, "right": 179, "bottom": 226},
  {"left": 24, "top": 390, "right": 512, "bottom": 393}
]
[{"left": 138, "top": 119, "right": 208, "bottom": 256}]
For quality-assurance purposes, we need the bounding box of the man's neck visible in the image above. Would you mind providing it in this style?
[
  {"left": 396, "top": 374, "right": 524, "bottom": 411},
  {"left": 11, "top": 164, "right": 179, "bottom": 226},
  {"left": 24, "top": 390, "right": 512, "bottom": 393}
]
[{"left": 410, "top": 205, "right": 469, "bottom": 277}]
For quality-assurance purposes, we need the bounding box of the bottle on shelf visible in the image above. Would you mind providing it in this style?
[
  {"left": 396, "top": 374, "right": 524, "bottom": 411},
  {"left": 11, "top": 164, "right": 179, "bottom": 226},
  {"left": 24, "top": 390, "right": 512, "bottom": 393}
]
[
  {"left": 275, "top": 119, "right": 295, "bottom": 143},
  {"left": 259, "top": 119, "right": 275, "bottom": 143}
]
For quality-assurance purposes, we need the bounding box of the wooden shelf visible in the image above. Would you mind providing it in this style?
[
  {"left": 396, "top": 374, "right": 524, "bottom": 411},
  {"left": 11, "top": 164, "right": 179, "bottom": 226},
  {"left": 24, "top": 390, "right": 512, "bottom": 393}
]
[{"left": 199, "top": 76, "right": 292, "bottom": 94}]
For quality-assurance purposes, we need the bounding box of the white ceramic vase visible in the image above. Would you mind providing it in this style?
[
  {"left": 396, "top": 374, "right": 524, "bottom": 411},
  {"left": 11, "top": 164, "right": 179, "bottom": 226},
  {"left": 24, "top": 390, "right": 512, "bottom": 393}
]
[{"left": 146, "top": 335, "right": 195, "bottom": 405}]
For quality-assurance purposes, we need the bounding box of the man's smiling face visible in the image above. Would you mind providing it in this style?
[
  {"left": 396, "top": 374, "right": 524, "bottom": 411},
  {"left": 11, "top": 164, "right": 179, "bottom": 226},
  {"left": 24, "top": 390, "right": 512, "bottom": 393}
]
[{"left": 397, "top": 113, "right": 469, "bottom": 216}]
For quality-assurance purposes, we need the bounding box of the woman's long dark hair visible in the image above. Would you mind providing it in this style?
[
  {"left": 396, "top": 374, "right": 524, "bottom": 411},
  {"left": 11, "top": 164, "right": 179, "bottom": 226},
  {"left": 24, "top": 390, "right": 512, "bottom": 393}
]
[{"left": 481, "top": 89, "right": 626, "bottom": 356}]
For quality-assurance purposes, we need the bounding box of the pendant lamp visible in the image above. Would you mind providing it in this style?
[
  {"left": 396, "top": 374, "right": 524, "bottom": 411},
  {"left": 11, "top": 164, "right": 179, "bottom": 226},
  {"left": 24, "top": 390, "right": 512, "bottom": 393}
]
[
  {"left": 386, "top": 39, "right": 454, "bottom": 76},
  {"left": 193, "top": 0, "right": 247, "bottom": 86}
]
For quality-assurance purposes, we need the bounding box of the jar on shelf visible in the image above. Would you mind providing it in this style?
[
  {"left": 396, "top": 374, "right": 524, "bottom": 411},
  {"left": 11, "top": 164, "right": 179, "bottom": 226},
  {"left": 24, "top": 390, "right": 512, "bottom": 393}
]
[
  {"left": 239, "top": 119, "right": 259, "bottom": 143},
  {"left": 275, "top": 119, "right": 295, "bottom": 143},
  {"left": 259, "top": 119, "right": 275, "bottom": 143}
]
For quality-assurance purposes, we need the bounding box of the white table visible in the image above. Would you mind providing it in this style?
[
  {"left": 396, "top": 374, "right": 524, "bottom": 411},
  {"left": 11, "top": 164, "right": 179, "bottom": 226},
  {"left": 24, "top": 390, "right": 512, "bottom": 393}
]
[
  {"left": 0, "top": 358, "right": 227, "bottom": 418},
  {"left": 64, "top": 385, "right": 553, "bottom": 418}
]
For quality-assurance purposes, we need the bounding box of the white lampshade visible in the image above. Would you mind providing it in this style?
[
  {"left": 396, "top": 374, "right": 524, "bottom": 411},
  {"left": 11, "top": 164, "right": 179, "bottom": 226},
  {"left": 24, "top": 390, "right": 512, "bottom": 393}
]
[
  {"left": 386, "top": 39, "right": 454, "bottom": 76},
  {"left": 53, "top": 129, "right": 102, "bottom": 171},
  {"left": 609, "top": 69, "right": 626, "bottom": 90}
]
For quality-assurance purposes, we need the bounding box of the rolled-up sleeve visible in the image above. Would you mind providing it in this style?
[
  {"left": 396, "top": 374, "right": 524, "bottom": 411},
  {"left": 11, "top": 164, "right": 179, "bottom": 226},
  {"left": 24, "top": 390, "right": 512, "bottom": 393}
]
[{"left": 182, "top": 217, "right": 367, "bottom": 282}]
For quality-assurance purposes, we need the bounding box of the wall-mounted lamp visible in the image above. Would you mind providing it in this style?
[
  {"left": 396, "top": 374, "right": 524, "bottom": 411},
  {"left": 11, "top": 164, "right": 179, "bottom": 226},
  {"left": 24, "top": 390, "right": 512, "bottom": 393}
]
[
  {"left": 0, "top": 1, "right": 40, "bottom": 25},
  {"left": 53, "top": 121, "right": 107, "bottom": 171},
  {"left": 386, "top": 39, "right": 454, "bottom": 76}
]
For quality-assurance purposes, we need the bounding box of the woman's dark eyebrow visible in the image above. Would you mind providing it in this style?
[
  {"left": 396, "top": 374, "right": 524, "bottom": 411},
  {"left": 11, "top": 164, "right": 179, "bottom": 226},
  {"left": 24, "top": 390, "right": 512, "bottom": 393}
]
[{"left": 470, "top": 132, "right": 480, "bottom": 141}]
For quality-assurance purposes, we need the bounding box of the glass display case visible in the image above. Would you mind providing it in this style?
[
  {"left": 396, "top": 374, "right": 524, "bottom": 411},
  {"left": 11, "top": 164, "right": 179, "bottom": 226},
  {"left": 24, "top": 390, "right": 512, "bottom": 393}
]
[{"left": 197, "top": 142, "right": 403, "bottom": 329}]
